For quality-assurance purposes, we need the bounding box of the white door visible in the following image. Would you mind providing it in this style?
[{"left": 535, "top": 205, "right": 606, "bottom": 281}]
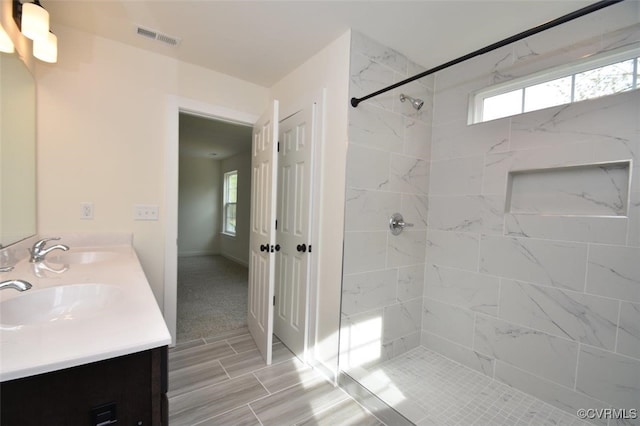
[
  {"left": 273, "top": 105, "right": 314, "bottom": 360},
  {"left": 248, "top": 100, "right": 279, "bottom": 364}
]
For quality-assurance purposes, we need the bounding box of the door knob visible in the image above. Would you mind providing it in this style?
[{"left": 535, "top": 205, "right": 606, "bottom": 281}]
[
  {"left": 272, "top": 244, "right": 281, "bottom": 252},
  {"left": 260, "top": 244, "right": 268, "bottom": 252},
  {"left": 296, "top": 244, "right": 307, "bottom": 253}
]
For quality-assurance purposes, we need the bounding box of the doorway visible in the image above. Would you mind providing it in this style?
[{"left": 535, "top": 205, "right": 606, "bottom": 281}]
[
  {"left": 165, "top": 93, "right": 324, "bottom": 367},
  {"left": 177, "top": 113, "right": 253, "bottom": 343},
  {"left": 164, "top": 97, "right": 259, "bottom": 345}
]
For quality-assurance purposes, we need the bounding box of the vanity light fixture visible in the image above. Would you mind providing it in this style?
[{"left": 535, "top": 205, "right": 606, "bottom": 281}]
[
  {"left": 12, "top": 0, "right": 58, "bottom": 63},
  {"left": 0, "top": 24, "right": 15, "bottom": 53}
]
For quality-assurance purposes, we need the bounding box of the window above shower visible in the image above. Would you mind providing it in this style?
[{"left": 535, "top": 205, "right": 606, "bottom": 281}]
[{"left": 469, "top": 45, "right": 640, "bottom": 124}]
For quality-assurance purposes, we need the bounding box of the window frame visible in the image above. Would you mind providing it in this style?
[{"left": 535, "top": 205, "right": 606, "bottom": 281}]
[
  {"left": 469, "top": 45, "right": 640, "bottom": 124},
  {"left": 222, "top": 170, "right": 238, "bottom": 237}
]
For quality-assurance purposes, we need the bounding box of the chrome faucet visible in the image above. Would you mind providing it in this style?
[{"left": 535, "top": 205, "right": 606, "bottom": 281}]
[
  {"left": 0, "top": 279, "right": 32, "bottom": 291},
  {"left": 29, "top": 237, "right": 69, "bottom": 263},
  {"left": 31, "top": 261, "right": 68, "bottom": 278}
]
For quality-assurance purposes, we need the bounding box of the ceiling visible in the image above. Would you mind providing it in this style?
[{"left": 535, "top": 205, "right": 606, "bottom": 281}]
[
  {"left": 179, "top": 113, "right": 252, "bottom": 159},
  {"left": 44, "top": 0, "right": 593, "bottom": 158},
  {"left": 44, "top": 0, "right": 592, "bottom": 87}
]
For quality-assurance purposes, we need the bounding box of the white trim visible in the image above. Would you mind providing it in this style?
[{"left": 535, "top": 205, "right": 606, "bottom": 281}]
[
  {"left": 309, "top": 89, "right": 327, "bottom": 373},
  {"left": 164, "top": 95, "right": 258, "bottom": 346},
  {"left": 470, "top": 45, "right": 640, "bottom": 124}
]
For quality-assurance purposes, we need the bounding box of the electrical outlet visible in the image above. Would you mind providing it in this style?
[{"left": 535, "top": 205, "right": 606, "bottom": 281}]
[
  {"left": 134, "top": 204, "right": 159, "bottom": 221},
  {"left": 80, "top": 202, "right": 94, "bottom": 220}
]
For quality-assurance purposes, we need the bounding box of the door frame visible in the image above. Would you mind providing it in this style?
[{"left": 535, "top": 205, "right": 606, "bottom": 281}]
[{"left": 164, "top": 95, "right": 258, "bottom": 345}]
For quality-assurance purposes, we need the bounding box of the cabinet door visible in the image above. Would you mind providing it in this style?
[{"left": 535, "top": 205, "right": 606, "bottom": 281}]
[{"left": 0, "top": 347, "right": 167, "bottom": 426}]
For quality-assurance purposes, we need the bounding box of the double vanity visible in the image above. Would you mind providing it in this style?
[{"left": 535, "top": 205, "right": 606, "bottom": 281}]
[{"left": 0, "top": 234, "right": 172, "bottom": 425}]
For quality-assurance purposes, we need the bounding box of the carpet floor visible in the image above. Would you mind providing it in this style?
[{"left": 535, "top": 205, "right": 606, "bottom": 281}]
[{"left": 177, "top": 255, "right": 248, "bottom": 343}]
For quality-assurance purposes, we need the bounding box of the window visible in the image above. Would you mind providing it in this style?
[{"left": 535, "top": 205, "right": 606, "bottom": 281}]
[
  {"left": 223, "top": 170, "right": 237, "bottom": 235},
  {"left": 470, "top": 46, "right": 640, "bottom": 124}
]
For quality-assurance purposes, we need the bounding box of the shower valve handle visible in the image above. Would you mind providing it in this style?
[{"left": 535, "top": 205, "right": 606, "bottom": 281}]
[{"left": 389, "top": 213, "right": 414, "bottom": 236}]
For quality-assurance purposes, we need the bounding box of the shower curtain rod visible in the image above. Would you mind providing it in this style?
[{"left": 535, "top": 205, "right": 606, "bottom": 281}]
[{"left": 350, "top": 0, "right": 625, "bottom": 108}]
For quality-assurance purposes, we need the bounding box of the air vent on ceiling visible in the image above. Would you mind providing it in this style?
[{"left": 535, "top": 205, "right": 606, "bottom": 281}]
[{"left": 135, "top": 25, "right": 181, "bottom": 47}]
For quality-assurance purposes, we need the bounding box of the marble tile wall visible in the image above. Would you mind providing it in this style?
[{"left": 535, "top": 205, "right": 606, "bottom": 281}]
[
  {"left": 423, "top": 2, "right": 640, "bottom": 423},
  {"left": 341, "top": 4, "right": 640, "bottom": 423},
  {"left": 340, "top": 31, "right": 433, "bottom": 370}
]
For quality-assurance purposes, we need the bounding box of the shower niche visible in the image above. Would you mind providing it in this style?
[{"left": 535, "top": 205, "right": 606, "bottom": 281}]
[
  {"left": 506, "top": 161, "right": 631, "bottom": 216},
  {"left": 504, "top": 161, "right": 632, "bottom": 244}
]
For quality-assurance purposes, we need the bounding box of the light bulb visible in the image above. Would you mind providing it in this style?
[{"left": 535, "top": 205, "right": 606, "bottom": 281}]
[
  {"left": 33, "top": 31, "right": 57, "bottom": 63},
  {"left": 21, "top": 1, "right": 50, "bottom": 41},
  {"left": 0, "top": 24, "right": 14, "bottom": 53}
]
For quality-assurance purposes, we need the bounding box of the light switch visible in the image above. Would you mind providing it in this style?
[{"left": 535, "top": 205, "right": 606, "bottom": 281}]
[{"left": 134, "top": 204, "right": 159, "bottom": 221}]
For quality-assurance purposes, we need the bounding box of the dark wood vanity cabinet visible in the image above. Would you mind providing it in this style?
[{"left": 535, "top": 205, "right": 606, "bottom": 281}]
[{"left": 0, "top": 346, "right": 168, "bottom": 426}]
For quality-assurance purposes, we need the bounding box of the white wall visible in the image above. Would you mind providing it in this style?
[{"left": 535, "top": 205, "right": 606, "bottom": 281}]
[
  {"left": 270, "top": 30, "right": 351, "bottom": 379},
  {"left": 34, "top": 24, "right": 268, "bottom": 305},
  {"left": 178, "top": 155, "right": 221, "bottom": 256},
  {"left": 219, "top": 151, "right": 251, "bottom": 266}
]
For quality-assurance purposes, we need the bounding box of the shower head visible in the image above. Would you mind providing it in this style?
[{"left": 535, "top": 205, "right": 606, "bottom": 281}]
[{"left": 399, "top": 93, "right": 424, "bottom": 110}]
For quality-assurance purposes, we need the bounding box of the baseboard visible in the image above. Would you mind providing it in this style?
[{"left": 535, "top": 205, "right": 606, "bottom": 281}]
[
  {"left": 220, "top": 253, "right": 249, "bottom": 267},
  {"left": 311, "top": 359, "right": 337, "bottom": 385},
  {"left": 177, "top": 250, "right": 217, "bottom": 257},
  {"left": 176, "top": 251, "right": 248, "bottom": 267}
]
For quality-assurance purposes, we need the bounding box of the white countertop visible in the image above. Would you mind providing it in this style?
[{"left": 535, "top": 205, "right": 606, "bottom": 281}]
[{"left": 0, "top": 242, "right": 171, "bottom": 382}]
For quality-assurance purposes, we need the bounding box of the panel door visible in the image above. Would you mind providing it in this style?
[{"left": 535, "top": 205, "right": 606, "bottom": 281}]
[
  {"left": 273, "top": 104, "right": 314, "bottom": 361},
  {"left": 248, "top": 100, "right": 279, "bottom": 364}
]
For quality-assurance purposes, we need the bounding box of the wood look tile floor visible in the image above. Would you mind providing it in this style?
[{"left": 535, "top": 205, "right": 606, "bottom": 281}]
[{"left": 168, "top": 327, "right": 384, "bottom": 426}]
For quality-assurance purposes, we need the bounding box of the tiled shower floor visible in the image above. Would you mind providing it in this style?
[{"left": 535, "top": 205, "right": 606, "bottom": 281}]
[{"left": 356, "top": 346, "right": 590, "bottom": 425}]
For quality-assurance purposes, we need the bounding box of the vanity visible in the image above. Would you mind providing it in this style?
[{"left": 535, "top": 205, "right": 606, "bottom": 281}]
[{"left": 0, "top": 235, "right": 172, "bottom": 425}]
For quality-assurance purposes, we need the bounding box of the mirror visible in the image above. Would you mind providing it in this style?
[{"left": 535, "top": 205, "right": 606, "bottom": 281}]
[{"left": 0, "top": 52, "right": 36, "bottom": 248}]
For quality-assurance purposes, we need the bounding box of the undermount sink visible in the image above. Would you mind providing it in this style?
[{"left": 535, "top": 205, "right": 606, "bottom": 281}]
[
  {"left": 0, "top": 284, "right": 121, "bottom": 326},
  {"left": 46, "top": 250, "right": 119, "bottom": 265}
]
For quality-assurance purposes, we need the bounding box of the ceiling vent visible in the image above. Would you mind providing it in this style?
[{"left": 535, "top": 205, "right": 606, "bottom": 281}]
[{"left": 135, "top": 25, "right": 181, "bottom": 47}]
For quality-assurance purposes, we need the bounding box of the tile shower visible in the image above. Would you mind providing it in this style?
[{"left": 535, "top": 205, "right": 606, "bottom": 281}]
[{"left": 339, "top": 2, "right": 640, "bottom": 425}]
